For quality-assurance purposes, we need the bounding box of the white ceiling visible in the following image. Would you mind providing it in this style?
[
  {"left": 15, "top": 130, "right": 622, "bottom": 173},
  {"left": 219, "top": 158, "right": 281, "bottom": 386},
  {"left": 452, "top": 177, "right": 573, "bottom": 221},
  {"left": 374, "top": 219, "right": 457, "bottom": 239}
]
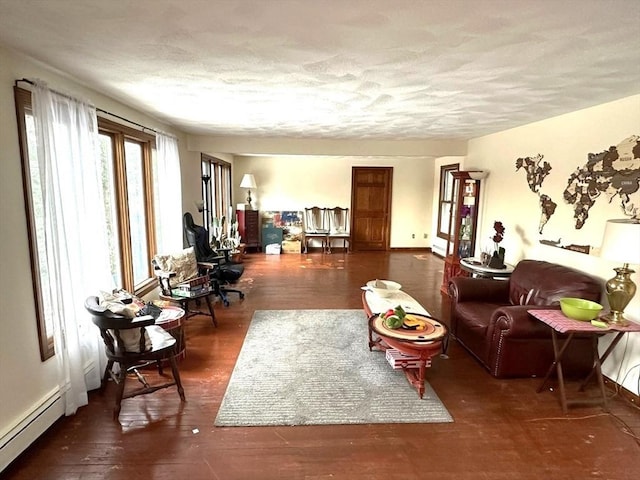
[{"left": 1, "top": 0, "right": 638, "bottom": 141}]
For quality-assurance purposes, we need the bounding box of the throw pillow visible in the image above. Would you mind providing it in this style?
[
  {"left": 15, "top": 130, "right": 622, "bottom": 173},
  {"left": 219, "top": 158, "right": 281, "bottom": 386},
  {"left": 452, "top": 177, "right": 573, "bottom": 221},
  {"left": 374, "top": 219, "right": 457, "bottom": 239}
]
[{"left": 153, "top": 247, "right": 199, "bottom": 287}]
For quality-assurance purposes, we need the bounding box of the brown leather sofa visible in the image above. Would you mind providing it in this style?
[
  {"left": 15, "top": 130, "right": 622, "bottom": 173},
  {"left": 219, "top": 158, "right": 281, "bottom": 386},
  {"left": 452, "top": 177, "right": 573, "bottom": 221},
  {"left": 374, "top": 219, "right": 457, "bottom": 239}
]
[{"left": 448, "top": 259, "right": 602, "bottom": 378}]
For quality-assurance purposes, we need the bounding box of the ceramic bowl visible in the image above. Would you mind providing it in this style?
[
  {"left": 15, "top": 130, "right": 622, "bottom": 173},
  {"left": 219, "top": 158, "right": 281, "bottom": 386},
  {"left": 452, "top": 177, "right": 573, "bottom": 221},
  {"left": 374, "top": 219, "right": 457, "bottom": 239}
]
[
  {"left": 367, "top": 279, "right": 401, "bottom": 297},
  {"left": 559, "top": 297, "right": 603, "bottom": 321}
]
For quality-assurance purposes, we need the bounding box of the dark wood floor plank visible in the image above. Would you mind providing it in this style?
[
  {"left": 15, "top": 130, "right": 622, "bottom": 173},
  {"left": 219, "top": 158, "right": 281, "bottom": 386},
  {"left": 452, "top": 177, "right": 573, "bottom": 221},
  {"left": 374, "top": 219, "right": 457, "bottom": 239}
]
[{"left": 3, "top": 252, "right": 639, "bottom": 479}]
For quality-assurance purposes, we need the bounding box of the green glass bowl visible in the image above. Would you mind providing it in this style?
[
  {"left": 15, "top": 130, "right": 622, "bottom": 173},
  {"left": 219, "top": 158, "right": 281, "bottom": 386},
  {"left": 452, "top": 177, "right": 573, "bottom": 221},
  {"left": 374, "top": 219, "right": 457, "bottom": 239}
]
[{"left": 559, "top": 297, "right": 603, "bottom": 321}]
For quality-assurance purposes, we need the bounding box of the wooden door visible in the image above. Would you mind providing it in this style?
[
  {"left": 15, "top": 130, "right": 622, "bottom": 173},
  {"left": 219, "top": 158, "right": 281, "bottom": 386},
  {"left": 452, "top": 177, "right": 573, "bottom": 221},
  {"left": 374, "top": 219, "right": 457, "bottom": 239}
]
[{"left": 350, "top": 167, "right": 393, "bottom": 251}]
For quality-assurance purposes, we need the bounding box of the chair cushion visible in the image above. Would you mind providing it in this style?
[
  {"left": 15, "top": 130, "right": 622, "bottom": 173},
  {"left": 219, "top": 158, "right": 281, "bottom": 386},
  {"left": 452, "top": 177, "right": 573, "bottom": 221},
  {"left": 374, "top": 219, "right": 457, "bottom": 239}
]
[{"left": 154, "top": 247, "right": 199, "bottom": 287}]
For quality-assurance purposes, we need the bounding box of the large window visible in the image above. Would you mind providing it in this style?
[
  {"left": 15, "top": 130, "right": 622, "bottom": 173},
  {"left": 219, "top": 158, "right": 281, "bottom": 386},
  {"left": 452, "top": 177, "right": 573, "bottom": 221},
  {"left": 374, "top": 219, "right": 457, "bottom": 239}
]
[
  {"left": 201, "top": 154, "right": 232, "bottom": 229},
  {"left": 98, "top": 118, "right": 157, "bottom": 292},
  {"left": 437, "top": 163, "right": 459, "bottom": 241},
  {"left": 15, "top": 87, "right": 157, "bottom": 360}
]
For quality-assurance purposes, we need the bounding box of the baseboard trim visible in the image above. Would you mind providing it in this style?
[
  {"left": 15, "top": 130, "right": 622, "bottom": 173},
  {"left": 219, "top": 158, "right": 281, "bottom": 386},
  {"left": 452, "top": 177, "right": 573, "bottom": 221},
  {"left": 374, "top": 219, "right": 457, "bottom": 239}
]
[
  {"left": 604, "top": 376, "right": 640, "bottom": 408},
  {"left": 0, "top": 389, "right": 63, "bottom": 473}
]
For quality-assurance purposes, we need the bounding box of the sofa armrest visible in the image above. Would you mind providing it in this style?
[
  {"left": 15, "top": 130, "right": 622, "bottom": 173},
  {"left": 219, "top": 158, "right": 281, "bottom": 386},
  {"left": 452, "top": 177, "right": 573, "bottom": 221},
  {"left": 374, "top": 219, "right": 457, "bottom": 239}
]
[
  {"left": 492, "top": 305, "right": 560, "bottom": 338},
  {"left": 449, "top": 276, "right": 510, "bottom": 303}
]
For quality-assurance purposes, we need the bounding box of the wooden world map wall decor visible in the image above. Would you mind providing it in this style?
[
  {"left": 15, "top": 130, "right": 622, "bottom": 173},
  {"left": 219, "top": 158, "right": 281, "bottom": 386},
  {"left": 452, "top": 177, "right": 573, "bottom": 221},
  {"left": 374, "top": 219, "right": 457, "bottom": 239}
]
[{"left": 516, "top": 135, "right": 640, "bottom": 255}]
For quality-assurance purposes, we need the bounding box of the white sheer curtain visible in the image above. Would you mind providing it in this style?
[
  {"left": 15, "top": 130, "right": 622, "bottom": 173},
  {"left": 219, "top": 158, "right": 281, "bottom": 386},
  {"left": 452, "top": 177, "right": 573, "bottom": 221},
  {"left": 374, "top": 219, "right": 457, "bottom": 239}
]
[
  {"left": 32, "top": 81, "right": 114, "bottom": 415},
  {"left": 155, "top": 132, "right": 183, "bottom": 253}
]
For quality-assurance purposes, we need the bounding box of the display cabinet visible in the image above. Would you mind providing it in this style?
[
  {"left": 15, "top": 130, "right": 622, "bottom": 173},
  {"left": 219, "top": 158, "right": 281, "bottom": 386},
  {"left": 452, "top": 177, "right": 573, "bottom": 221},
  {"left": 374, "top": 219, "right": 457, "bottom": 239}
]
[
  {"left": 237, "top": 209, "right": 260, "bottom": 251},
  {"left": 440, "top": 171, "right": 482, "bottom": 296}
]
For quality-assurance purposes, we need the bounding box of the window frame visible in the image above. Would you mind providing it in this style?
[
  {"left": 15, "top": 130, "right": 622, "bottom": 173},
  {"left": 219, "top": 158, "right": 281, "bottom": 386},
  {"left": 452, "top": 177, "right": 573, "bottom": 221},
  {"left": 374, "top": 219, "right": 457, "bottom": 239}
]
[
  {"left": 436, "top": 163, "right": 460, "bottom": 242},
  {"left": 14, "top": 86, "right": 53, "bottom": 360}
]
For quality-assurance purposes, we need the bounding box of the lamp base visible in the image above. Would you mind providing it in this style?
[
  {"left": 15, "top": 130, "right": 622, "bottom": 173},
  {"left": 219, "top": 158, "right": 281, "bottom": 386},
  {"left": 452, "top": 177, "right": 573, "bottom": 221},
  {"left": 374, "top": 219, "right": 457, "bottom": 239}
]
[
  {"left": 601, "top": 310, "right": 629, "bottom": 327},
  {"left": 604, "top": 265, "right": 636, "bottom": 328}
]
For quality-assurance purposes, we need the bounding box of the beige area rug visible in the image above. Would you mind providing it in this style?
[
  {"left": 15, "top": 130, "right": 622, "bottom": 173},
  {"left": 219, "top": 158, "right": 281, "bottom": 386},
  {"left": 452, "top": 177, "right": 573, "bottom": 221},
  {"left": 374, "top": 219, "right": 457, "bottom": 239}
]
[{"left": 214, "top": 309, "right": 453, "bottom": 426}]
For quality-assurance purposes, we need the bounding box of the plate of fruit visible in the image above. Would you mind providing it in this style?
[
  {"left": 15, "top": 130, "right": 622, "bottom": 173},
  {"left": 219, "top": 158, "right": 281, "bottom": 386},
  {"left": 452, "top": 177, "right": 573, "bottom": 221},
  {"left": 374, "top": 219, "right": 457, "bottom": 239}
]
[{"left": 373, "top": 305, "right": 443, "bottom": 341}]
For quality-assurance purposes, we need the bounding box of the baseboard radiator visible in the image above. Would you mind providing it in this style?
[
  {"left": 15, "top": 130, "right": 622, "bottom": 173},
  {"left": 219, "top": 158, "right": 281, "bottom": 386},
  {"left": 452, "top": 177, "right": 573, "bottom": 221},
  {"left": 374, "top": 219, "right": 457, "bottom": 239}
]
[{"left": 0, "top": 389, "right": 63, "bottom": 473}]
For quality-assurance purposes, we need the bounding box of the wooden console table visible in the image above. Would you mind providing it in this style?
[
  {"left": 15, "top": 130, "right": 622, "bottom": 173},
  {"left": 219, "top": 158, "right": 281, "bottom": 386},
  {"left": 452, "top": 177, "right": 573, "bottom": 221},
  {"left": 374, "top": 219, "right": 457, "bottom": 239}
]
[{"left": 529, "top": 309, "right": 640, "bottom": 413}]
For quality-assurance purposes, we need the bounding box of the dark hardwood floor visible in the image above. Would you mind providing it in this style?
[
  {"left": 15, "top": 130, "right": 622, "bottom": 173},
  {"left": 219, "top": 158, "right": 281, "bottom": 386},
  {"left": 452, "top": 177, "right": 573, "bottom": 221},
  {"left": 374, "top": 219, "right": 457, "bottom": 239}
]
[{"left": 4, "top": 252, "right": 639, "bottom": 479}]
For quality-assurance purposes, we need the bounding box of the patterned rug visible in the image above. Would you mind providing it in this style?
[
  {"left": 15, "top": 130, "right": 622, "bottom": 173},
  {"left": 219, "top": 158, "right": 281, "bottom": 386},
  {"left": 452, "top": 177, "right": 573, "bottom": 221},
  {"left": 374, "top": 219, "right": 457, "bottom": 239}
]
[{"left": 214, "top": 309, "right": 453, "bottom": 426}]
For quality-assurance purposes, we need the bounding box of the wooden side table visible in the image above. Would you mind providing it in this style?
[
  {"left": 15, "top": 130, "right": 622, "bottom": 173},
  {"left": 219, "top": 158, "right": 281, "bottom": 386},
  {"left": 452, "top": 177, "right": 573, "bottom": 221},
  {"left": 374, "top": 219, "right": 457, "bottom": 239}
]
[
  {"left": 155, "top": 306, "right": 186, "bottom": 361},
  {"left": 529, "top": 309, "right": 640, "bottom": 413},
  {"left": 159, "top": 289, "right": 217, "bottom": 327}
]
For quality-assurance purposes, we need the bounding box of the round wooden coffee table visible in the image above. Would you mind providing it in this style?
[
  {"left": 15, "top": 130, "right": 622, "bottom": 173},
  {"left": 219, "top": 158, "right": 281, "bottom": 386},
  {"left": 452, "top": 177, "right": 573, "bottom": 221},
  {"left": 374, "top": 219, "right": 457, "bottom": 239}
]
[{"left": 368, "top": 313, "right": 447, "bottom": 398}]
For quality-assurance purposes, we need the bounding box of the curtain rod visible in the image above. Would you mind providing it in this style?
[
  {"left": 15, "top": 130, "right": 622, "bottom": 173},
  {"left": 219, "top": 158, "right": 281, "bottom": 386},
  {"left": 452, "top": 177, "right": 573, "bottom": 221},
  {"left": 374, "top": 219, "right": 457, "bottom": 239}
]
[{"left": 16, "top": 78, "right": 161, "bottom": 135}]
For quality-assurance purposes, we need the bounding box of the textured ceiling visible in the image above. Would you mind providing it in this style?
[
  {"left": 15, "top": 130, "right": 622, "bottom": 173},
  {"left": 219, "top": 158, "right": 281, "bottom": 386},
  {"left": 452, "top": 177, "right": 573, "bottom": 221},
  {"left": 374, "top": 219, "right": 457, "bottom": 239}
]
[{"left": 0, "top": 0, "right": 638, "bottom": 141}]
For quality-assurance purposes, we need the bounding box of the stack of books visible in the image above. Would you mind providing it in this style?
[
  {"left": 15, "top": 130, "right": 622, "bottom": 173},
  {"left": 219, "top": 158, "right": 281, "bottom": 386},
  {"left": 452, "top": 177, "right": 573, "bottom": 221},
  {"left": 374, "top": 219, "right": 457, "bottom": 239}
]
[
  {"left": 385, "top": 348, "right": 424, "bottom": 370},
  {"left": 171, "top": 276, "right": 210, "bottom": 298}
]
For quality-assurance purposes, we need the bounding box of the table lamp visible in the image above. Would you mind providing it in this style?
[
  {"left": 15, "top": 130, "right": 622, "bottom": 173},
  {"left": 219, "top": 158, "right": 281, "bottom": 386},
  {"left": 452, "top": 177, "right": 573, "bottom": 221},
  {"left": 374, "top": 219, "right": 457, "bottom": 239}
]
[
  {"left": 600, "top": 219, "right": 640, "bottom": 326},
  {"left": 240, "top": 173, "right": 257, "bottom": 209}
]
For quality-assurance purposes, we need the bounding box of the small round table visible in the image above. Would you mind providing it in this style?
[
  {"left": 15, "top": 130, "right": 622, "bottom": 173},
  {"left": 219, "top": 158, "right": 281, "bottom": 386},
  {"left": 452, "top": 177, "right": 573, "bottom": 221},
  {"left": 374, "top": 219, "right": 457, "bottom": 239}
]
[
  {"left": 368, "top": 313, "right": 447, "bottom": 398},
  {"left": 460, "top": 257, "right": 515, "bottom": 279},
  {"left": 155, "top": 306, "right": 186, "bottom": 361}
]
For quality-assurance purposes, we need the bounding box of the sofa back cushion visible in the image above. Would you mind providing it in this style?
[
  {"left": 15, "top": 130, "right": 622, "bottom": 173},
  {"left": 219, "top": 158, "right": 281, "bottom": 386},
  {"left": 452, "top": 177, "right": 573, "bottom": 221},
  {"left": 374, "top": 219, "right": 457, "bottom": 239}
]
[{"left": 508, "top": 260, "right": 601, "bottom": 306}]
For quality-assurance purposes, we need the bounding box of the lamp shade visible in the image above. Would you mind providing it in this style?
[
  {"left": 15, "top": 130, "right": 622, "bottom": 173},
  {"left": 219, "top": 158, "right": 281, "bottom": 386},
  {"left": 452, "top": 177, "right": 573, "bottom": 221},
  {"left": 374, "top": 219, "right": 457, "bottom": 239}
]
[
  {"left": 240, "top": 173, "right": 257, "bottom": 189},
  {"left": 467, "top": 170, "right": 489, "bottom": 180},
  {"left": 600, "top": 219, "right": 640, "bottom": 265}
]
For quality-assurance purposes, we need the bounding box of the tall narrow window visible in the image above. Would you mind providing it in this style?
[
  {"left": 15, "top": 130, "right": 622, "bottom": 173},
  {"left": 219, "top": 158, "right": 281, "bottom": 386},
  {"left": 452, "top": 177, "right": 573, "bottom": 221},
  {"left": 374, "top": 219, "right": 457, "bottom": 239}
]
[
  {"left": 98, "top": 118, "right": 156, "bottom": 293},
  {"left": 201, "top": 154, "right": 232, "bottom": 229},
  {"left": 437, "top": 163, "right": 459, "bottom": 241},
  {"left": 15, "top": 88, "right": 54, "bottom": 358}
]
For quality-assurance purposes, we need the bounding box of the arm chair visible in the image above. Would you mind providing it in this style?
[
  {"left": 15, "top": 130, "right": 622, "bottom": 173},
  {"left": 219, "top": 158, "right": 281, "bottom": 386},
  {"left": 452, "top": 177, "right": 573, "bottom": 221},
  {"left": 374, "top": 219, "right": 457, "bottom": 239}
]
[
  {"left": 302, "top": 207, "right": 329, "bottom": 253},
  {"left": 448, "top": 260, "right": 602, "bottom": 378},
  {"left": 152, "top": 246, "right": 218, "bottom": 325},
  {"left": 326, "top": 206, "right": 351, "bottom": 253},
  {"left": 183, "top": 212, "right": 245, "bottom": 307},
  {"left": 84, "top": 296, "right": 185, "bottom": 420}
]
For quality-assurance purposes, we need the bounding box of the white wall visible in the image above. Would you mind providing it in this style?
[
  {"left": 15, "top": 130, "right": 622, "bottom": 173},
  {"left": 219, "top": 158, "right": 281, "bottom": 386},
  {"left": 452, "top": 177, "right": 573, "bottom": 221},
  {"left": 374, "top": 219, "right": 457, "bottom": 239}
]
[
  {"left": 463, "top": 95, "right": 640, "bottom": 394},
  {"left": 231, "top": 155, "right": 435, "bottom": 248},
  {"left": 0, "top": 46, "right": 189, "bottom": 469}
]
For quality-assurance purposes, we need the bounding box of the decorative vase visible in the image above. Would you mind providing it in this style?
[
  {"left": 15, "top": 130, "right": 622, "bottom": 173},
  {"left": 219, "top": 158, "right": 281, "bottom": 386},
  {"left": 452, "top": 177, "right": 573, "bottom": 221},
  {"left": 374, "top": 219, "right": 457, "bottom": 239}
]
[{"left": 488, "top": 247, "right": 506, "bottom": 269}]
